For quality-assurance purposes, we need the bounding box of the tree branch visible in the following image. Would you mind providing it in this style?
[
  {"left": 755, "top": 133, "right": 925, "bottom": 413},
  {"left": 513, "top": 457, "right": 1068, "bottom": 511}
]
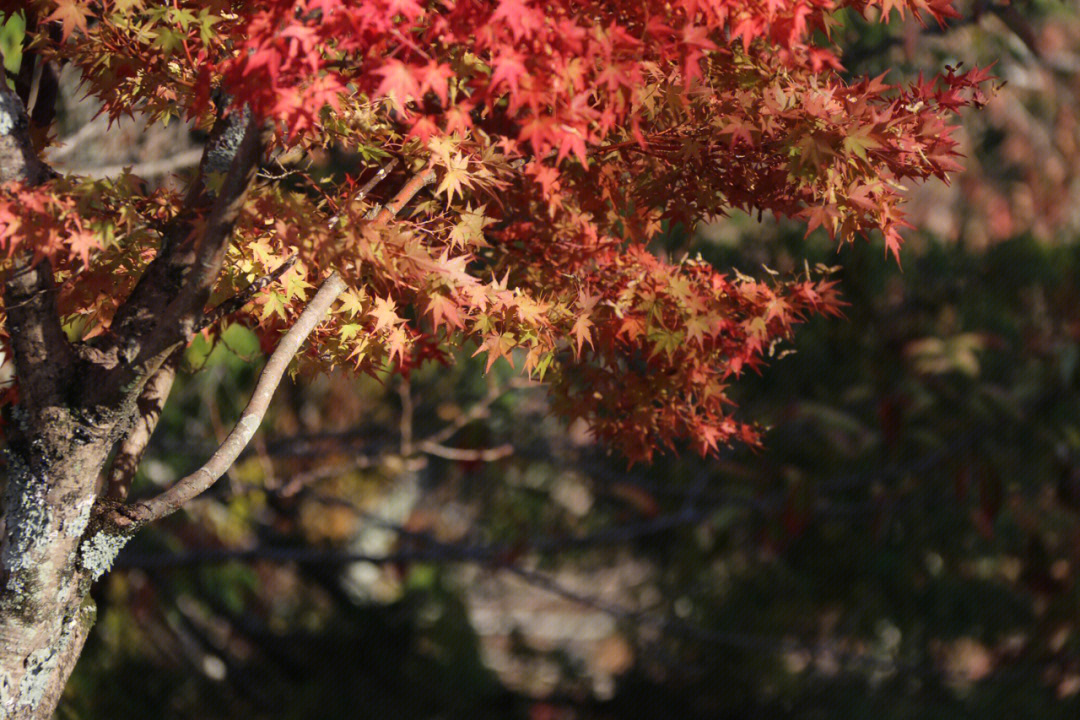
[
  {"left": 108, "top": 103, "right": 255, "bottom": 336},
  {"left": 133, "top": 113, "right": 264, "bottom": 350},
  {"left": 105, "top": 254, "right": 299, "bottom": 499},
  {"left": 176, "top": 115, "right": 265, "bottom": 313},
  {"left": 372, "top": 162, "right": 437, "bottom": 222},
  {"left": 0, "top": 67, "right": 55, "bottom": 185},
  {"left": 4, "top": 258, "right": 74, "bottom": 410},
  {"left": 83, "top": 106, "right": 265, "bottom": 409},
  {"left": 69, "top": 146, "right": 204, "bottom": 181},
  {"left": 104, "top": 346, "right": 184, "bottom": 501},
  {"left": 113, "top": 272, "right": 346, "bottom": 527},
  {"left": 96, "top": 153, "right": 439, "bottom": 509},
  {"left": 0, "top": 73, "right": 72, "bottom": 414}
]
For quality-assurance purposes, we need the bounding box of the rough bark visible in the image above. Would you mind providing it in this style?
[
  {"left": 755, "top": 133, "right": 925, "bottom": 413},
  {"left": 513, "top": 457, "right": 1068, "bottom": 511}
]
[
  {"left": 0, "top": 425, "right": 111, "bottom": 720},
  {"left": 0, "top": 70, "right": 115, "bottom": 720},
  {"left": 0, "top": 61, "right": 408, "bottom": 715},
  {"left": 0, "top": 76, "right": 268, "bottom": 718},
  {"left": 0, "top": 272, "right": 343, "bottom": 718}
]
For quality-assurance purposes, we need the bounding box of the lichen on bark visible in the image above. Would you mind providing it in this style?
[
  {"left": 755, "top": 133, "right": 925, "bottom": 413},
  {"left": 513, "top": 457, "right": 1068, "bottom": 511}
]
[
  {"left": 203, "top": 102, "right": 252, "bottom": 176},
  {"left": 12, "top": 600, "right": 94, "bottom": 713},
  {"left": 78, "top": 529, "right": 130, "bottom": 582},
  {"left": 0, "top": 450, "right": 52, "bottom": 600},
  {"left": 64, "top": 497, "right": 94, "bottom": 539},
  {"left": 0, "top": 89, "right": 21, "bottom": 135}
]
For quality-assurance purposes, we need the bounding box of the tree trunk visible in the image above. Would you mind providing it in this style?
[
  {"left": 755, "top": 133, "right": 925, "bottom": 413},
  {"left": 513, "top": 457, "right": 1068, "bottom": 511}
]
[
  {"left": 0, "top": 406, "right": 121, "bottom": 719},
  {"left": 0, "top": 53, "right": 337, "bottom": 715},
  {"left": 0, "top": 269, "right": 345, "bottom": 718}
]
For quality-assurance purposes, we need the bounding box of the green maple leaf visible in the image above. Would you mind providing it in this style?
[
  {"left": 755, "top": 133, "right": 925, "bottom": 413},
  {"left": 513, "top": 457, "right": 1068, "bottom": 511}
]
[
  {"left": 283, "top": 273, "right": 313, "bottom": 302},
  {"left": 0, "top": 12, "right": 25, "bottom": 77},
  {"left": 153, "top": 27, "right": 186, "bottom": 56},
  {"left": 260, "top": 292, "right": 288, "bottom": 321}
]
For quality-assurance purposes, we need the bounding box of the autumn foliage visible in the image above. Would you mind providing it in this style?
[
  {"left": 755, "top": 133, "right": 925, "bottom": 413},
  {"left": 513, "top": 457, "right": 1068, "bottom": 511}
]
[{"left": 0, "top": 0, "right": 988, "bottom": 461}]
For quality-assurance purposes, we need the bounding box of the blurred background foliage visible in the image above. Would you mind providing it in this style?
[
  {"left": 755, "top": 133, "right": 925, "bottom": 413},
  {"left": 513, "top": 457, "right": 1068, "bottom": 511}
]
[{"left": 47, "top": 1, "right": 1080, "bottom": 718}]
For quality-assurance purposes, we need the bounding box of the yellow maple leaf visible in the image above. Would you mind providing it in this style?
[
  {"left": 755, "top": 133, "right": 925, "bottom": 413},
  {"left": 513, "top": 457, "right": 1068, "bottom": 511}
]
[{"left": 436, "top": 152, "right": 471, "bottom": 206}]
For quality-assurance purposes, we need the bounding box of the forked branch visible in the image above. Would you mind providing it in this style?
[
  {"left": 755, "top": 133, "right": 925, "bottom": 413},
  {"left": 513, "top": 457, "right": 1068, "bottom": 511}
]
[
  {"left": 198, "top": 255, "right": 299, "bottom": 332},
  {"left": 116, "top": 272, "right": 346, "bottom": 527},
  {"left": 87, "top": 104, "right": 266, "bottom": 412},
  {"left": 106, "top": 256, "right": 300, "bottom": 500},
  {"left": 104, "top": 346, "right": 184, "bottom": 500}
]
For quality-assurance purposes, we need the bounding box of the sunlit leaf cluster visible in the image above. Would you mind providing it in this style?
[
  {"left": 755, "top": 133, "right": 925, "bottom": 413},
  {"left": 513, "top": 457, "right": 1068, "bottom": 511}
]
[{"left": 0, "top": 0, "right": 989, "bottom": 459}]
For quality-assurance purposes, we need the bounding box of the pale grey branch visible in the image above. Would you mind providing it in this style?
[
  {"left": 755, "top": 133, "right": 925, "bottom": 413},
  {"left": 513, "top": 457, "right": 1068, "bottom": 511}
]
[{"left": 121, "top": 272, "right": 347, "bottom": 526}]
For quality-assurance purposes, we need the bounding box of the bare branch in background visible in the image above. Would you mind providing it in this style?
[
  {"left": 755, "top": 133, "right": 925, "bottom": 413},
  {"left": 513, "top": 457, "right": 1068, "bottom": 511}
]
[
  {"left": 421, "top": 380, "right": 509, "bottom": 447},
  {"left": 69, "top": 147, "right": 204, "bottom": 180},
  {"left": 399, "top": 376, "right": 414, "bottom": 456},
  {"left": 47, "top": 114, "right": 110, "bottom": 161},
  {"left": 416, "top": 441, "right": 514, "bottom": 462}
]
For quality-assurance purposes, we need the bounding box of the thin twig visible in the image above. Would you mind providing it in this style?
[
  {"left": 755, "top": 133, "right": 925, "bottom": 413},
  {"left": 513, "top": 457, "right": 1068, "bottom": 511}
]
[
  {"left": 328, "top": 157, "right": 400, "bottom": 228},
  {"left": 356, "top": 157, "right": 399, "bottom": 203},
  {"left": 197, "top": 255, "right": 298, "bottom": 332},
  {"left": 416, "top": 441, "right": 514, "bottom": 462},
  {"left": 399, "top": 376, "right": 413, "bottom": 456},
  {"left": 25, "top": 55, "right": 43, "bottom": 119},
  {"left": 276, "top": 455, "right": 378, "bottom": 498},
  {"left": 420, "top": 382, "right": 506, "bottom": 446}
]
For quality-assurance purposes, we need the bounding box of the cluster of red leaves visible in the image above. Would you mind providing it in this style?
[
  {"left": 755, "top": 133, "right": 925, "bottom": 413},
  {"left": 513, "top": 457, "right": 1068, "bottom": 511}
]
[
  {"left": 0, "top": 0, "right": 989, "bottom": 460},
  {"left": 524, "top": 248, "right": 845, "bottom": 459},
  {"left": 0, "top": 175, "right": 172, "bottom": 339}
]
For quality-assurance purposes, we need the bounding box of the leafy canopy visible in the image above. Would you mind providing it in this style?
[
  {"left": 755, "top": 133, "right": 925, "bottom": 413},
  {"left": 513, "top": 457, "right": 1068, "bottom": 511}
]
[{"left": 0, "top": 0, "right": 988, "bottom": 461}]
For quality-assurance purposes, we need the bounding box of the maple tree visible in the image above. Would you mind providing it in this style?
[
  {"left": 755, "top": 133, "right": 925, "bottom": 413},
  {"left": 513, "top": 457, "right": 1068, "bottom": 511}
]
[{"left": 0, "top": 0, "right": 987, "bottom": 717}]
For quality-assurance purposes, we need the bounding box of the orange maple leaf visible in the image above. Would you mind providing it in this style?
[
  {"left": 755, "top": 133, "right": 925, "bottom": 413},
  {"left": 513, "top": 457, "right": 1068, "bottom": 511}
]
[{"left": 45, "top": 0, "right": 92, "bottom": 41}]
